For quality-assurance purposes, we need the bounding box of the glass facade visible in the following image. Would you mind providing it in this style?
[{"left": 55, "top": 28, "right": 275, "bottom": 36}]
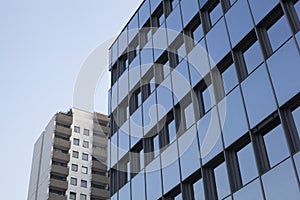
[{"left": 108, "top": 0, "right": 300, "bottom": 199}]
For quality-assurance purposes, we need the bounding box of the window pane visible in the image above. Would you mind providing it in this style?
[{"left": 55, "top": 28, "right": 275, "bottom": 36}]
[
  {"left": 294, "top": 151, "right": 300, "bottom": 181},
  {"left": 178, "top": 126, "right": 200, "bottom": 180},
  {"left": 225, "top": 0, "right": 253, "bottom": 47},
  {"left": 139, "top": 0, "right": 150, "bottom": 27},
  {"left": 237, "top": 143, "right": 258, "bottom": 184},
  {"left": 267, "top": 39, "right": 300, "bottom": 106},
  {"left": 263, "top": 124, "right": 290, "bottom": 167},
  {"left": 146, "top": 158, "right": 162, "bottom": 199},
  {"left": 132, "top": 173, "right": 146, "bottom": 200},
  {"left": 174, "top": 193, "right": 182, "bottom": 200},
  {"left": 166, "top": 5, "right": 183, "bottom": 44},
  {"left": 214, "top": 162, "right": 230, "bottom": 199},
  {"left": 119, "top": 182, "right": 130, "bottom": 200},
  {"left": 267, "top": 15, "right": 291, "bottom": 52},
  {"left": 153, "top": 134, "right": 160, "bottom": 157},
  {"left": 233, "top": 179, "right": 263, "bottom": 200},
  {"left": 248, "top": 0, "right": 278, "bottom": 24},
  {"left": 157, "top": 77, "right": 173, "bottom": 120},
  {"left": 180, "top": 0, "right": 199, "bottom": 27},
  {"left": 192, "top": 22, "right": 204, "bottom": 43},
  {"left": 219, "top": 87, "right": 248, "bottom": 147},
  {"left": 292, "top": 107, "right": 300, "bottom": 139},
  {"left": 130, "top": 107, "right": 143, "bottom": 148},
  {"left": 184, "top": 103, "right": 195, "bottom": 129},
  {"left": 262, "top": 159, "right": 300, "bottom": 200},
  {"left": 143, "top": 92, "right": 157, "bottom": 134},
  {"left": 203, "top": 85, "right": 215, "bottom": 113},
  {"left": 206, "top": 18, "right": 230, "bottom": 64},
  {"left": 168, "top": 120, "right": 176, "bottom": 143},
  {"left": 197, "top": 108, "right": 223, "bottom": 164},
  {"left": 241, "top": 65, "right": 277, "bottom": 128},
  {"left": 243, "top": 41, "right": 263, "bottom": 74},
  {"left": 161, "top": 143, "right": 180, "bottom": 193},
  {"left": 222, "top": 63, "right": 238, "bottom": 94},
  {"left": 193, "top": 179, "right": 205, "bottom": 200},
  {"left": 209, "top": 3, "right": 223, "bottom": 27}
]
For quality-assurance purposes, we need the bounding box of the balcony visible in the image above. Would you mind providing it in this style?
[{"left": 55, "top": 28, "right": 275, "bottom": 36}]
[
  {"left": 56, "top": 113, "right": 72, "bottom": 126},
  {"left": 91, "top": 174, "right": 109, "bottom": 185},
  {"left": 48, "top": 193, "right": 66, "bottom": 200},
  {"left": 51, "top": 164, "right": 68, "bottom": 177},
  {"left": 55, "top": 125, "right": 71, "bottom": 138},
  {"left": 92, "top": 160, "right": 107, "bottom": 172},
  {"left": 52, "top": 150, "right": 69, "bottom": 163},
  {"left": 54, "top": 137, "right": 70, "bottom": 150},
  {"left": 91, "top": 188, "right": 109, "bottom": 199},
  {"left": 49, "top": 179, "right": 68, "bottom": 191}
]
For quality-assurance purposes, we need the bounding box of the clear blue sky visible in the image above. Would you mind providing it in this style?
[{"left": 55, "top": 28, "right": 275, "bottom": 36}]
[{"left": 0, "top": 0, "right": 143, "bottom": 199}]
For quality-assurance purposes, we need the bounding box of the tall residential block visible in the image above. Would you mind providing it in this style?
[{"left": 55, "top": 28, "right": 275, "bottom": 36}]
[
  {"left": 108, "top": 0, "right": 300, "bottom": 200},
  {"left": 27, "top": 108, "right": 110, "bottom": 200}
]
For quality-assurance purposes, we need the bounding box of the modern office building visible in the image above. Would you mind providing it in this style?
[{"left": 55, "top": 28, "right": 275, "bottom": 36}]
[
  {"left": 108, "top": 0, "right": 300, "bottom": 199},
  {"left": 27, "top": 108, "right": 110, "bottom": 200}
]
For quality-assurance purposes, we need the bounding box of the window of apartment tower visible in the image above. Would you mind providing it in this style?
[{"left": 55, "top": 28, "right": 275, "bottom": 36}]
[
  {"left": 81, "top": 180, "right": 87, "bottom": 188},
  {"left": 69, "top": 192, "right": 76, "bottom": 200},
  {"left": 74, "top": 126, "right": 80, "bottom": 133},
  {"left": 192, "top": 178, "right": 205, "bottom": 200},
  {"left": 80, "top": 194, "right": 87, "bottom": 200},
  {"left": 70, "top": 177, "right": 77, "bottom": 186},
  {"left": 118, "top": 54, "right": 129, "bottom": 77},
  {"left": 82, "top": 153, "right": 88, "bottom": 161},
  {"left": 73, "top": 138, "right": 79, "bottom": 146},
  {"left": 72, "top": 151, "right": 79, "bottom": 158},
  {"left": 71, "top": 164, "right": 78, "bottom": 172},
  {"left": 81, "top": 166, "right": 88, "bottom": 174},
  {"left": 83, "top": 128, "right": 89, "bottom": 136},
  {"left": 184, "top": 14, "right": 203, "bottom": 51},
  {"left": 83, "top": 140, "right": 89, "bottom": 148}
]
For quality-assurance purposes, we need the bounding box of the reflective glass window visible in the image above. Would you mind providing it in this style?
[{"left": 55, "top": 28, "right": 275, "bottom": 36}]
[
  {"left": 193, "top": 179, "right": 205, "bottom": 200},
  {"left": 130, "top": 107, "right": 143, "bottom": 148},
  {"left": 209, "top": 1, "right": 223, "bottom": 27},
  {"left": 168, "top": 119, "right": 176, "bottom": 143},
  {"left": 111, "top": 133, "right": 118, "bottom": 166},
  {"left": 292, "top": 107, "right": 300, "bottom": 139},
  {"left": 73, "top": 138, "right": 79, "bottom": 146},
  {"left": 219, "top": 87, "right": 248, "bottom": 147},
  {"left": 248, "top": 0, "right": 278, "bottom": 24},
  {"left": 171, "top": 0, "right": 179, "bottom": 10},
  {"left": 262, "top": 159, "right": 300, "bottom": 200},
  {"left": 263, "top": 124, "right": 290, "bottom": 167},
  {"left": 202, "top": 84, "right": 215, "bottom": 113},
  {"left": 243, "top": 41, "right": 263, "bottom": 74},
  {"left": 166, "top": 5, "right": 183, "bottom": 44},
  {"left": 206, "top": 18, "right": 230, "bottom": 64},
  {"left": 233, "top": 179, "right": 263, "bottom": 200},
  {"left": 221, "top": 63, "right": 239, "bottom": 94},
  {"left": 128, "top": 13, "right": 139, "bottom": 42},
  {"left": 119, "top": 182, "right": 130, "bottom": 200},
  {"left": 161, "top": 143, "right": 180, "bottom": 193},
  {"left": 150, "top": 0, "right": 162, "bottom": 14},
  {"left": 267, "top": 39, "right": 300, "bottom": 106},
  {"left": 139, "top": 0, "right": 150, "bottom": 27},
  {"left": 119, "top": 123, "right": 130, "bottom": 153},
  {"left": 143, "top": 92, "right": 157, "bottom": 134},
  {"left": 192, "top": 22, "right": 204, "bottom": 43},
  {"left": 174, "top": 193, "right": 182, "bottom": 200},
  {"left": 225, "top": 0, "right": 253, "bottom": 47},
  {"left": 178, "top": 125, "right": 200, "bottom": 180},
  {"left": 180, "top": 0, "right": 200, "bottom": 27},
  {"left": 131, "top": 173, "right": 146, "bottom": 200},
  {"left": 184, "top": 103, "right": 195, "bottom": 129},
  {"left": 237, "top": 143, "right": 258, "bottom": 184},
  {"left": 197, "top": 108, "right": 223, "bottom": 164},
  {"left": 145, "top": 158, "right": 162, "bottom": 199},
  {"left": 71, "top": 177, "right": 77, "bottom": 186},
  {"left": 267, "top": 15, "right": 292, "bottom": 52},
  {"left": 295, "top": 1, "right": 300, "bottom": 19},
  {"left": 214, "top": 162, "right": 231, "bottom": 199},
  {"left": 241, "top": 65, "right": 277, "bottom": 128},
  {"left": 157, "top": 77, "right": 173, "bottom": 120},
  {"left": 153, "top": 134, "right": 160, "bottom": 157}
]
